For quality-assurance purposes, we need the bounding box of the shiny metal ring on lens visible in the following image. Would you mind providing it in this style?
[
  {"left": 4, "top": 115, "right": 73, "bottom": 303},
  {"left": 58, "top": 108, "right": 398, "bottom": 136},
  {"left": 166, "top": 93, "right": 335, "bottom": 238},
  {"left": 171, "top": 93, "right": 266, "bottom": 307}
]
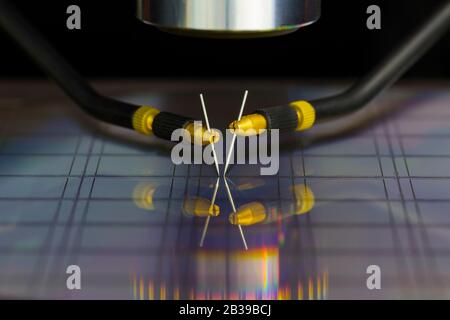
[{"left": 137, "top": 0, "right": 321, "bottom": 38}]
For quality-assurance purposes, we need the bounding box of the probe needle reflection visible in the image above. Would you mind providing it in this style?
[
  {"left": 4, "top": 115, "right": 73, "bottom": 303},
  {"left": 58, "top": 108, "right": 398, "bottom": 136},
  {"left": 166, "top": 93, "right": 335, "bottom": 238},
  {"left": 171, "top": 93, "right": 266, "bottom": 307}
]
[
  {"left": 224, "top": 90, "right": 248, "bottom": 176},
  {"left": 224, "top": 177, "right": 248, "bottom": 250},
  {"left": 199, "top": 177, "right": 220, "bottom": 247},
  {"left": 200, "top": 94, "right": 220, "bottom": 176}
]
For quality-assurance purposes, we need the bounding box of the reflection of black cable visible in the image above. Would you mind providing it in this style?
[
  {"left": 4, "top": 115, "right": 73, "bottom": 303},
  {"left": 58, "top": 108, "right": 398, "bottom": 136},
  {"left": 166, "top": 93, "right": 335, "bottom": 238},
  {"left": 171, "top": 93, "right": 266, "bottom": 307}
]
[
  {"left": 230, "top": 1, "right": 450, "bottom": 134},
  {"left": 0, "top": 0, "right": 212, "bottom": 144}
]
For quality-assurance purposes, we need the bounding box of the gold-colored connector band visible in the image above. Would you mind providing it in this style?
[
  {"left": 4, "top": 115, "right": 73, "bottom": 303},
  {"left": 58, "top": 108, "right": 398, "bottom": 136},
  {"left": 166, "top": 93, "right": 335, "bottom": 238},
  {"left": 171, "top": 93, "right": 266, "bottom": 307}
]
[
  {"left": 289, "top": 100, "right": 316, "bottom": 131},
  {"left": 132, "top": 106, "right": 160, "bottom": 135}
]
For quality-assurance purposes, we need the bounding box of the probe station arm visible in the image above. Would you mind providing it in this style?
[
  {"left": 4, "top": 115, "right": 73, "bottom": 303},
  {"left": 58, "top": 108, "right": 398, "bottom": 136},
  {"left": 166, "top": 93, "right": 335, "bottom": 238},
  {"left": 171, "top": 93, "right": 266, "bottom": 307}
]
[
  {"left": 0, "top": 0, "right": 216, "bottom": 145},
  {"left": 230, "top": 1, "right": 450, "bottom": 136}
]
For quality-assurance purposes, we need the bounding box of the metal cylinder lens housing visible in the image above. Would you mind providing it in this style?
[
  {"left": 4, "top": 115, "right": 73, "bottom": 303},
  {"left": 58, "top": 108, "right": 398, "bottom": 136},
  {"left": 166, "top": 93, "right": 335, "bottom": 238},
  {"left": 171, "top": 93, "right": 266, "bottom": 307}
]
[{"left": 137, "top": 0, "right": 321, "bottom": 38}]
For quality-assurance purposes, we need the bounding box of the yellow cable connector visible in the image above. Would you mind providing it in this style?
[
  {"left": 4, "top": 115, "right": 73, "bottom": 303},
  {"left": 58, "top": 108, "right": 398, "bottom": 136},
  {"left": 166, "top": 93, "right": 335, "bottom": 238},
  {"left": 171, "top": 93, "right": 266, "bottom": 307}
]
[
  {"left": 132, "top": 106, "right": 160, "bottom": 135},
  {"left": 228, "top": 114, "right": 267, "bottom": 136},
  {"left": 289, "top": 100, "right": 316, "bottom": 131},
  {"left": 184, "top": 122, "right": 220, "bottom": 145}
]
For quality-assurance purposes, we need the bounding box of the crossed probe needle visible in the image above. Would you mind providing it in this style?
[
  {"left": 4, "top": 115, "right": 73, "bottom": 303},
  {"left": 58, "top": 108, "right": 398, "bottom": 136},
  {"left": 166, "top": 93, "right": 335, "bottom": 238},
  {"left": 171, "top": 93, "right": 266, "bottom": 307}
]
[
  {"left": 224, "top": 90, "right": 249, "bottom": 176},
  {"left": 199, "top": 176, "right": 248, "bottom": 250},
  {"left": 199, "top": 177, "right": 220, "bottom": 248},
  {"left": 200, "top": 90, "right": 249, "bottom": 176},
  {"left": 224, "top": 177, "right": 248, "bottom": 250},
  {"left": 198, "top": 92, "right": 249, "bottom": 250},
  {"left": 200, "top": 177, "right": 248, "bottom": 250},
  {"left": 200, "top": 94, "right": 220, "bottom": 176}
]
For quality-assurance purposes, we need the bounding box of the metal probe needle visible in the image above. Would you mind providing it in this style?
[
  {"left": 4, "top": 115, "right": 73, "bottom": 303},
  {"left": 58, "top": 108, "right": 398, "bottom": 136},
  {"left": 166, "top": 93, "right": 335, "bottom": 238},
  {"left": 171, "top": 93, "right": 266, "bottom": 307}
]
[
  {"left": 200, "top": 94, "right": 220, "bottom": 176},
  {"left": 224, "top": 177, "right": 248, "bottom": 250},
  {"left": 224, "top": 90, "right": 248, "bottom": 176},
  {"left": 199, "top": 177, "right": 220, "bottom": 247}
]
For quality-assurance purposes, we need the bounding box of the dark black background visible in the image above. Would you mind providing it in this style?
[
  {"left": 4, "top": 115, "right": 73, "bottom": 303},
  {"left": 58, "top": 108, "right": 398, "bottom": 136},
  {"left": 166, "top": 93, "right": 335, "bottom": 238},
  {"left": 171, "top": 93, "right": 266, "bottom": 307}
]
[{"left": 0, "top": 0, "right": 449, "bottom": 78}]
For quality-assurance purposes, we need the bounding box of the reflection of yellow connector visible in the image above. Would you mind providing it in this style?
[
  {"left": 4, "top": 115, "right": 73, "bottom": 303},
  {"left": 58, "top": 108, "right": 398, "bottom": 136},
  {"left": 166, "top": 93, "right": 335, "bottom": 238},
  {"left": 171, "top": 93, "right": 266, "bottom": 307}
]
[
  {"left": 183, "top": 197, "right": 220, "bottom": 217},
  {"left": 234, "top": 178, "right": 265, "bottom": 191},
  {"left": 293, "top": 185, "right": 315, "bottom": 214},
  {"left": 229, "top": 202, "right": 267, "bottom": 226},
  {"left": 228, "top": 184, "right": 315, "bottom": 226},
  {"left": 184, "top": 122, "right": 220, "bottom": 145},
  {"left": 132, "top": 106, "right": 160, "bottom": 135},
  {"left": 289, "top": 100, "right": 316, "bottom": 132},
  {"left": 133, "top": 183, "right": 157, "bottom": 210},
  {"left": 229, "top": 114, "right": 267, "bottom": 136}
]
